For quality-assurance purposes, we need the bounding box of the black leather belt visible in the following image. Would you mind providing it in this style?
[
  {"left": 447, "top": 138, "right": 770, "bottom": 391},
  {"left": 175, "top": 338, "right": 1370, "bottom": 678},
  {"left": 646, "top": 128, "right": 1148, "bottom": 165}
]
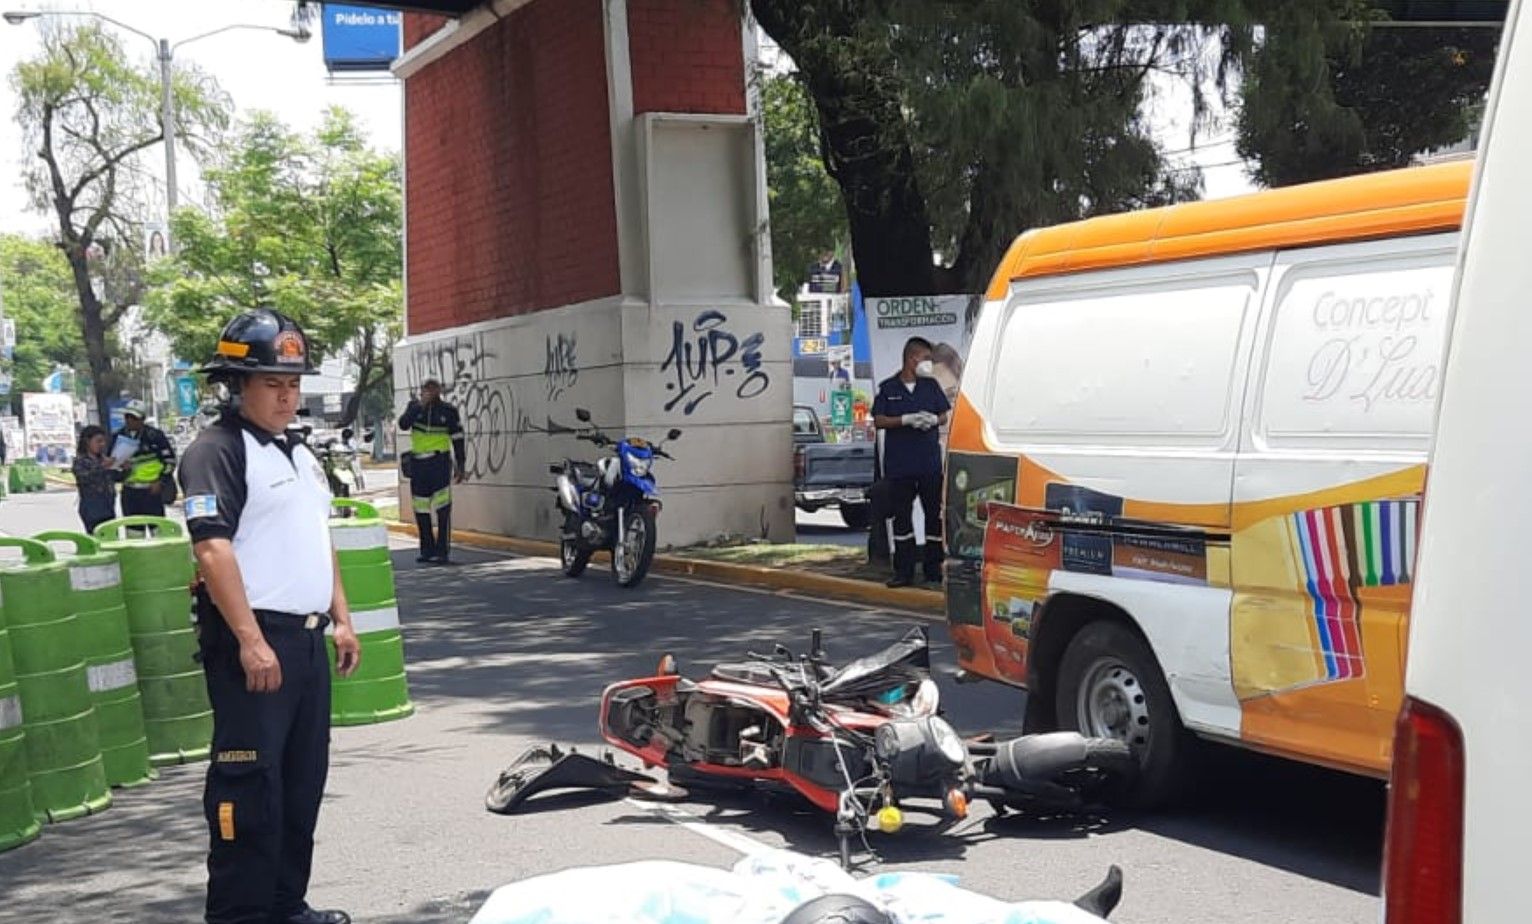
[{"left": 253, "top": 610, "right": 330, "bottom": 631}]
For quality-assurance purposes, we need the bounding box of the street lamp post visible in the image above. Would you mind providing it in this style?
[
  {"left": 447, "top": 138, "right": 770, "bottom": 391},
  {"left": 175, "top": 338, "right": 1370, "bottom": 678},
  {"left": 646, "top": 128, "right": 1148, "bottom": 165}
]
[{"left": 4, "top": 10, "right": 311, "bottom": 236}]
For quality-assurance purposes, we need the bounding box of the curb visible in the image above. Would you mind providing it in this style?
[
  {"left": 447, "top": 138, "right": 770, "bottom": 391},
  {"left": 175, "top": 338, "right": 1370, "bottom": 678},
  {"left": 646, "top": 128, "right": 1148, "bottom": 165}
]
[{"left": 384, "top": 521, "right": 944, "bottom": 616}]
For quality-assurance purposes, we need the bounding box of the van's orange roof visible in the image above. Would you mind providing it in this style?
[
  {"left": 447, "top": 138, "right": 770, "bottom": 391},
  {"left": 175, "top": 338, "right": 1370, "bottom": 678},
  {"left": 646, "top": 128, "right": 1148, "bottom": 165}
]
[{"left": 986, "top": 160, "right": 1473, "bottom": 300}]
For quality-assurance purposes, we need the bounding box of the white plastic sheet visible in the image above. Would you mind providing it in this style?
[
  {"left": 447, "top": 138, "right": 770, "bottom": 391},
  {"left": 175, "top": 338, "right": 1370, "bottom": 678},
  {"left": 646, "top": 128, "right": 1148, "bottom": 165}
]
[{"left": 469, "top": 848, "right": 1109, "bottom": 924}]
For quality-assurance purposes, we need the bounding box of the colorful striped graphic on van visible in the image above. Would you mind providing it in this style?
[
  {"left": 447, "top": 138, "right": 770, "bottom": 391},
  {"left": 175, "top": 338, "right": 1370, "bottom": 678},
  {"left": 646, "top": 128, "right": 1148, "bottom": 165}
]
[{"left": 1292, "top": 499, "right": 1420, "bottom": 682}]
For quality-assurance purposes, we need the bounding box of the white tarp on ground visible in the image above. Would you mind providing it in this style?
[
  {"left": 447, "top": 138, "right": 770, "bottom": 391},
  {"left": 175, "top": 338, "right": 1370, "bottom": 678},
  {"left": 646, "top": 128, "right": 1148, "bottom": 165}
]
[{"left": 469, "top": 848, "right": 1108, "bottom": 924}]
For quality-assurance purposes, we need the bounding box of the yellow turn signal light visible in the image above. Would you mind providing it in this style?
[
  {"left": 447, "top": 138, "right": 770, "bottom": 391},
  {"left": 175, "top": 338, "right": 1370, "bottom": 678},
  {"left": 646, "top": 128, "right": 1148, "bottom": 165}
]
[
  {"left": 875, "top": 805, "right": 904, "bottom": 834},
  {"left": 944, "top": 789, "right": 969, "bottom": 819}
]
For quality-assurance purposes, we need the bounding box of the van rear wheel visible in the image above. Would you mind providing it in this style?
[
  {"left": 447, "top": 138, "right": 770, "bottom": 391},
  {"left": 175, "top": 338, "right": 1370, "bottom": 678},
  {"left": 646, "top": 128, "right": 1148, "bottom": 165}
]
[{"left": 1054, "top": 621, "right": 1191, "bottom": 808}]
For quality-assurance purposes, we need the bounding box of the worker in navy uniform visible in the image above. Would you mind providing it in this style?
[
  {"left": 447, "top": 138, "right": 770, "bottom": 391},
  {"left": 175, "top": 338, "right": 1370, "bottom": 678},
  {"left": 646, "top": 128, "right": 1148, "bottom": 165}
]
[
  {"left": 111, "top": 397, "right": 177, "bottom": 517},
  {"left": 179, "top": 308, "right": 360, "bottom": 924},
  {"left": 397, "top": 378, "right": 466, "bottom": 564},
  {"left": 872, "top": 336, "right": 951, "bottom": 588}
]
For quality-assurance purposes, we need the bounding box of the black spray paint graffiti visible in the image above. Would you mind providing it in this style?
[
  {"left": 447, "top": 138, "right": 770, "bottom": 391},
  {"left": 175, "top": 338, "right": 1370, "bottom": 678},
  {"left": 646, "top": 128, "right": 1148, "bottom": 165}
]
[
  {"left": 407, "top": 333, "right": 515, "bottom": 481},
  {"left": 544, "top": 332, "right": 578, "bottom": 402},
  {"left": 660, "top": 310, "right": 770, "bottom": 415}
]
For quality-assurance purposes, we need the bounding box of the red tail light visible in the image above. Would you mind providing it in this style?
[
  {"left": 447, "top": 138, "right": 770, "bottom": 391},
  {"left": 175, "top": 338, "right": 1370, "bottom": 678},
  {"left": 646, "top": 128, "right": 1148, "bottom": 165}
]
[
  {"left": 1384, "top": 696, "right": 1465, "bottom": 924},
  {"left": 793, "top": 446, "right": 806, "bottom": 480}
]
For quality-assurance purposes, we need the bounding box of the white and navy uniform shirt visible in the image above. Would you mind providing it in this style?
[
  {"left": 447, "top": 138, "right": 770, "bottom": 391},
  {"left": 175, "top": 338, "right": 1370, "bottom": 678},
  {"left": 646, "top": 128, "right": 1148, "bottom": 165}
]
[{"left": 179, "top": 413, "right": 335, "bottom": 615}]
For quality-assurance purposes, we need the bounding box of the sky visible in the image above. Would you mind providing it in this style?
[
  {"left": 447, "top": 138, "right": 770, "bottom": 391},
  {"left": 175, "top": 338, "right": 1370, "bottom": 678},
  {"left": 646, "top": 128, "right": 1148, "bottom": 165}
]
[
  {"left": 0, "top": 0, "right": 403, "bottom": 236},
  {"left": 0, "top": 3, "right": 1255, "bottom": 239}
]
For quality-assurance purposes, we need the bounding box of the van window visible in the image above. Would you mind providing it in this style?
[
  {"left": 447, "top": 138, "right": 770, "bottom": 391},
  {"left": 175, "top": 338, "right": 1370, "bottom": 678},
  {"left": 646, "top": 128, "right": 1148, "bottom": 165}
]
[
  {"left": 1256, "top": 243, "right": 1456, "bottom": 450},
  {"left": 988, "top": 270, "right": 1256, "bottom": 445}
]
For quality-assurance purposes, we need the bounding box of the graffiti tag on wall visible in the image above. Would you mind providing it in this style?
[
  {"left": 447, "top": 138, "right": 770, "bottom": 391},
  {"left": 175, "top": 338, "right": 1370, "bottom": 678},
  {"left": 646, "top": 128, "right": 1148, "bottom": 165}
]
[
  {"left": 405, "top": 333, "right": 512, "bottom": 480},
  {"left": 660, "top": 310, "right": 770, "bottom": 415},
  {"left": 544, "top": 332, "right": 578, "bottom": 402}
]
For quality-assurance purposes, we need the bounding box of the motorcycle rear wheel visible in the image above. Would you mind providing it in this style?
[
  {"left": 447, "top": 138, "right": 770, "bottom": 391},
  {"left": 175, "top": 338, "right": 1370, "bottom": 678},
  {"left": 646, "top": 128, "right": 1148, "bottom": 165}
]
[{"left": 560, "top": 538, "right": 592, "bottom": 577}]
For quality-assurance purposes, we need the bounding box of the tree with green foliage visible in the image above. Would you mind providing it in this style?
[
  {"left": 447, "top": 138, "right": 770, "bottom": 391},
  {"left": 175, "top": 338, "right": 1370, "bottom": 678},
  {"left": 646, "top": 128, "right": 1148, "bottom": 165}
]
[
  {"left": 749, "top": 1, "right": 1501, "bottom": 296},
  {"left": 751, "top": 1, "right": 1208, "bottom": 296},
  {"left": 11, "top": 22, "right": 228, "bottom": 425},
  {"left": 145, "top": 108, "right": 402, "bottom": 427},
  {"left": 1237, "top": 14, "right": 1498, "bottom": 186},
  {"left": 0, "top": 234, "right": 88, "bottom": 414},
  {"left": 762, "top": 72, "right": 850, "bottom": 302}
]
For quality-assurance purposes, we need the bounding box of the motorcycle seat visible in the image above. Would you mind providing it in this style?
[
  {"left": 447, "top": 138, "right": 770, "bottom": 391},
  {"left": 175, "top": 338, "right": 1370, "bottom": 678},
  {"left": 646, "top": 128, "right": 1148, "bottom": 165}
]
[
  {"left": 710, "top": 662, "right": 794, "bottom": 689},
  {"left": 568, "top": 460, "right": 600, "bottom": 487}
]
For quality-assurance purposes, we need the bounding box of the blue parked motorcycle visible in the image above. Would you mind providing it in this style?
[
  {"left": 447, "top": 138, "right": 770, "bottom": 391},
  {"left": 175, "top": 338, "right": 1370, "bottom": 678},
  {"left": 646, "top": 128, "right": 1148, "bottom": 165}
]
[{"left": 551, "top": 408, "right": 682, "bottom": 588}]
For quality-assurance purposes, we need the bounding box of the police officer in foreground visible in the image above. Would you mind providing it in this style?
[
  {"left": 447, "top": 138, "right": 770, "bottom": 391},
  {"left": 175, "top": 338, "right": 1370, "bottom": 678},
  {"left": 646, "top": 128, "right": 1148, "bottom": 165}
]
[
  {"left": 398, "top": 378, "right": 466, "bottom": 564},
  {"left": 112, "top": 397, "right": 177, "bottom": 517},
  {"left": 179, "top": 309, "right": 360, "bottom": 924},
  {"left": 872, "top": 336, "right": 951, "bottom": 588}
]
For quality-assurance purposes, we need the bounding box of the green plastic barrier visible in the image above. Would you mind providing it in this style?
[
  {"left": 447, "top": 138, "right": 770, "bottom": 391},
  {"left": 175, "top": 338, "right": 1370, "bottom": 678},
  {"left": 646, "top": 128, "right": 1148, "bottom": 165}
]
[
  {"left": 328, "top": 499, "right": 413, "bottom": 726},
  {"left": 93, "top": 517, "right": 210, "bottom": 766},
  {"left": 0, "top": 562, "right": 42, "bottom": 851},
  {"left": 0, "top": 538, "right": 110, "bottom": 823},
  {"left": 34, "top": 532, "right": 154, "bottom": 789}
]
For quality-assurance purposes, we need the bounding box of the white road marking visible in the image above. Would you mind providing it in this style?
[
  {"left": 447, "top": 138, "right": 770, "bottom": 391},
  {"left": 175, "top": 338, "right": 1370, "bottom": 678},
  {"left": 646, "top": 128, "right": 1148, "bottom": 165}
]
[{"left": 620, "top": 797, "right": 773, "bottom": 857}]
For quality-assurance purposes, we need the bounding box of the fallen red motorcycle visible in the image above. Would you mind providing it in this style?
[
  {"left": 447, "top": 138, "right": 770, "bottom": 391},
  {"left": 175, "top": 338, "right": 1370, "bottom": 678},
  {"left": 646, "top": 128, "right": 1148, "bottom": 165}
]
[{"left": 486, "top": 627, "right": 1136, "bottom": 869}]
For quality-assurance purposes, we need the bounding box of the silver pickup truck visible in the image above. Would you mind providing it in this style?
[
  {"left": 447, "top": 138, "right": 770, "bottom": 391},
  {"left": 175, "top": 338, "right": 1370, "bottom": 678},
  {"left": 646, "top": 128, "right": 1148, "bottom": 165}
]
[{"left": 792, "top": 404, "right": 875, "bottom": 529}]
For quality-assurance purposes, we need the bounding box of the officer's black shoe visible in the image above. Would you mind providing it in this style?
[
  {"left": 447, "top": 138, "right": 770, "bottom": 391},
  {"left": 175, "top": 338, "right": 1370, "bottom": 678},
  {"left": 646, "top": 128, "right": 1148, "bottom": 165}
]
[
  {"left": 432, "top": 553, "right": 452, "bottom": 565},
  {"left": 282, "top": 907, "right": 352, "bottom": 924},
  {"left": 416, "top": 554, "right": 433, "bottom": 564},
  {"left": 886, "top": 575, "right": 914, "bottom": 588},
  {"left": 923, "top": 572, "right": 943, "bottom": 585}
]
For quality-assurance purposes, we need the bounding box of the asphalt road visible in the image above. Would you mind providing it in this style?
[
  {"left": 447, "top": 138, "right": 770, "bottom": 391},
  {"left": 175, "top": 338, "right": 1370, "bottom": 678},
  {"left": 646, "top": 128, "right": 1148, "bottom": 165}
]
[{"left": 0, "top": 491, "right": 1384, "bottom": 922}]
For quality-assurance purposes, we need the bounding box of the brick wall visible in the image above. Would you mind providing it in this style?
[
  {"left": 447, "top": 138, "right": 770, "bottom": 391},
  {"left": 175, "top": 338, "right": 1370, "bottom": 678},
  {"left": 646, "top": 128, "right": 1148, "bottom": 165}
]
[
  {"left": 403, "top": 0, "right": 620, "bottom": 335},
  {"left": 627, "top": 0, "right": 746, "bottom": 115},
  {"left": 403, "top": 12, "right": 449, "bottom": 51}
]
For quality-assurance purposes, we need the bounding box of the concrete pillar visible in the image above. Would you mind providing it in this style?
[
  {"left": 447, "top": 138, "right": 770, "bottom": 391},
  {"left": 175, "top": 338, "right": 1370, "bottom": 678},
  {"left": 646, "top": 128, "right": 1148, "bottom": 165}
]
[{"left": 393, "top": 0, "right": 792, "bottom": 548}]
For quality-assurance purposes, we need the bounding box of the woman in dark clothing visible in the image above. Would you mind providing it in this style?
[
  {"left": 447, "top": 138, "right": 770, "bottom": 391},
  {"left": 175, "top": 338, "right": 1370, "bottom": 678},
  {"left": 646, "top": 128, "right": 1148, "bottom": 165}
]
[{"left": 72, "top": 425, "right": 119, "bottom": 533}]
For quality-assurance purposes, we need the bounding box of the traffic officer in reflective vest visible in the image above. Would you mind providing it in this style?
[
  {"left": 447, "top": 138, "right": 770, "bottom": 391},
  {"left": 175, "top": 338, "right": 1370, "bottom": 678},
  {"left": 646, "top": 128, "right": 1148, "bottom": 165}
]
[
  {"left": 397, "top": 378, "right": 466, "bottom": 563},
  {"left": 179, "top": 309, "right": 360, "bottom": 924},
  {"left": 111, "top": 397, "right": 176, "bottom": 517}
]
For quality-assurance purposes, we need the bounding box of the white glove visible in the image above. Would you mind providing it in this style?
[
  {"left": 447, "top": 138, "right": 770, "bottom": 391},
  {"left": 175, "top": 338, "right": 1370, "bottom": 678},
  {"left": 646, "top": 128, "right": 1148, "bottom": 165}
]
[
  {"left": 906, "top": 412, "right": 939, "bottom": 431},
  {"left": 900, "top": 413, "right": 922, "bottom": 428}
]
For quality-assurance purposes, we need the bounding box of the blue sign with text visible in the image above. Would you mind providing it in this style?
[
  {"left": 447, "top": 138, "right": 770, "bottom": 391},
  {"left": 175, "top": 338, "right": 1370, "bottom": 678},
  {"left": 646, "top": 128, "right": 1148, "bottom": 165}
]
[{"left": 322, "top": 4, "right": 401, "bottom": 73}]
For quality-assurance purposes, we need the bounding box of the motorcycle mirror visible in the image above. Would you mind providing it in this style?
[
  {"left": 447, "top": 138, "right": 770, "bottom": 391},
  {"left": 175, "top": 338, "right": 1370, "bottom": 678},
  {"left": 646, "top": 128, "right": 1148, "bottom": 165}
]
[
  {"left": 667, "top": 428, "right": 682, "bottom": 441},
  {"left": 575, "top": 408, "right": 592, "bottom": 423},
  {"left": 362, "top": 430, "right": 375, "bottom": 441}
]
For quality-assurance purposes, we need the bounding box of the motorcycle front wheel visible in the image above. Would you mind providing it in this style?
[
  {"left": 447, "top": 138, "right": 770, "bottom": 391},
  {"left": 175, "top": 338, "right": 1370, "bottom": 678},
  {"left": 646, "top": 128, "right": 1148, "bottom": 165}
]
[
  {"left": 560, "top": 538, "right": 592, "bottom": 577},
  {"left": 612, "top": 506, "right": 658, "bottom": 588}
]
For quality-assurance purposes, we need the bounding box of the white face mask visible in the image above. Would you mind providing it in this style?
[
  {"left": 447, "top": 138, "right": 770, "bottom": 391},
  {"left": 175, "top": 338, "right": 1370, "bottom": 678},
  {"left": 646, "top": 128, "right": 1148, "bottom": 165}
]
[{"left": 915, "top": 359, "right": 935, "bottom": 378}]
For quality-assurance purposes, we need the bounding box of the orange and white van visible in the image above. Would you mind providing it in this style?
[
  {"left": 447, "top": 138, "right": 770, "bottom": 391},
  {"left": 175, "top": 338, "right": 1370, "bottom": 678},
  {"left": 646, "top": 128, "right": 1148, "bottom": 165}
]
[{"left": 943, "top": 159, "right": 1471, "bottom": 801}]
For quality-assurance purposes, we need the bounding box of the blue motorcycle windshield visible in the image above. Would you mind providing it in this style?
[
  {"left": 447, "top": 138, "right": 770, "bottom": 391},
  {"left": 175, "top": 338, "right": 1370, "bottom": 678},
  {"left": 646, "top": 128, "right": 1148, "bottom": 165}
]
[{"left": 875, "top": 685, "right": 907, "bottom": 704}]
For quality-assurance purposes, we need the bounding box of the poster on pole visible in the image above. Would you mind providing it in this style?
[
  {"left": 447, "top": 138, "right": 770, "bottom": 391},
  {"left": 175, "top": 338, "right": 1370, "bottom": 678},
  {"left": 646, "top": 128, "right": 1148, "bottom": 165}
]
[
  {"left": 22, "top": 391, "right": 76, "bottom": 464},
  {"left": 865, "top": 294, "right": 980, "bottom": 406}
]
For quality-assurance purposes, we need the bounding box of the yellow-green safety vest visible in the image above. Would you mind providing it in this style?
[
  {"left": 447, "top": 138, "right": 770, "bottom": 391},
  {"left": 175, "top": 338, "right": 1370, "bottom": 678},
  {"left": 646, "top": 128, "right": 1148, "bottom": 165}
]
[{"left": 409, "top": 425, "right": 452, "bottom": 454}]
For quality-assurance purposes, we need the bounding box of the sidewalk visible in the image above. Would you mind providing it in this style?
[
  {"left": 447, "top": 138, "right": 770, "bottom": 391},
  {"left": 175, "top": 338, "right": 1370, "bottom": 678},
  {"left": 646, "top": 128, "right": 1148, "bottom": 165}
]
[{"left": 385, "top": 519, "right": 945, "bottom": 617}]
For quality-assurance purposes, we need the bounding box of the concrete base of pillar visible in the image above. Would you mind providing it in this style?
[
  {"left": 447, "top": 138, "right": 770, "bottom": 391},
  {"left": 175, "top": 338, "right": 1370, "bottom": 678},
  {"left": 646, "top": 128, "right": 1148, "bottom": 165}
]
[{"left": 394, "top": 296, "right": 794, "bottom": 549}]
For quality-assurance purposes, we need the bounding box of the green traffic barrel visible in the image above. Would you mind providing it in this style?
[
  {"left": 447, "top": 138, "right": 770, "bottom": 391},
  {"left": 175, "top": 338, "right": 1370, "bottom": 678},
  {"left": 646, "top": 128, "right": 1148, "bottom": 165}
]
[
  {"left": 0, "top": 538, "right": 110, "bottom": 823},
  {"left": 34, "top": 532, "right": 154, "bottom": 788},
  {"left": 0, "top": 572, "right": 42, "bottom": 851},
  {"left": 9, "top": 460, "right": 45, "bottom": 493},
  {"left": 328, "top": 499, "right": 413, "bottom": 726},
  {"left": 94, "top": 517, "right": 210, "bottom": 766}
]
